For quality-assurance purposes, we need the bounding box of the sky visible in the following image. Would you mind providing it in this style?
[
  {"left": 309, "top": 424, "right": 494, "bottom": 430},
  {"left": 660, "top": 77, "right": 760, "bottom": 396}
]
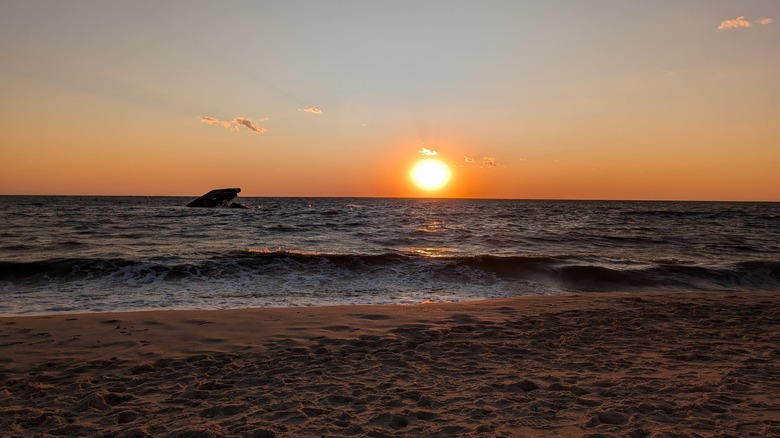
[{"left": 1, "top": 1, "right": 778, "bottom": 200}]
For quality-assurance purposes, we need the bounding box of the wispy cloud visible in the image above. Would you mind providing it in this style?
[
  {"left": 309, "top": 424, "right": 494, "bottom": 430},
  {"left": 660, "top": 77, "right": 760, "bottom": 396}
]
[
  {"left": 718, "top": 16, "right": 774, "bottom": 30},
  {"left": 299, "top": 107, "right": 323, "bottom": 115},
  {"left": 200, "top": 116, "right": 267, "bottom": 134},
  {"left": 199, "top": 116, "right": 221, "bottom": 125},
  {"left": 419, "top": 147, "right": 438, "bottom": 156},
  {"left": 232, "top": 117, "right": 266, "bottom": 133},
  {"left": 464, "top": 156, "right": 475, "bottom": 163}
]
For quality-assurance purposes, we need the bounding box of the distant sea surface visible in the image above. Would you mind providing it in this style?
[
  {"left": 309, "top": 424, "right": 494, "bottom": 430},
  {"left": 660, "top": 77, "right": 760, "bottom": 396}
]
[{"left": 1, "top": 196, "right": 778, "bottom": 315}]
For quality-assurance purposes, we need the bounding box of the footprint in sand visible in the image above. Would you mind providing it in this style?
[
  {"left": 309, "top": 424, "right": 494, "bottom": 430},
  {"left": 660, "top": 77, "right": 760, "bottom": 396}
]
[
  {"left": 449, "top": 314, "right": 482, "bottom": 324},
  {"left": 184, "top": 319, "right": 215, "bottom": 326},
  {"left": 323, "top": 325, "right": 354, "bottom": 332},
  {"left": 349, "top": 314, "right": 392, "bottom": 320}
]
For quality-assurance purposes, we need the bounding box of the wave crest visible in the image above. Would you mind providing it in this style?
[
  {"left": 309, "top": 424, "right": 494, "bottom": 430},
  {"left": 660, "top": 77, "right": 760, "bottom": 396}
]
[{"left": 2, "top": 252, "right": 778, "bottom": 292}]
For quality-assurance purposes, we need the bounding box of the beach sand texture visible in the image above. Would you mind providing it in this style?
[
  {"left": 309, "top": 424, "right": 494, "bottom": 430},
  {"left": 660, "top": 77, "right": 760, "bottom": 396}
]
[{"left": 1, "top": 291, "right": 778, "bottom": 437}]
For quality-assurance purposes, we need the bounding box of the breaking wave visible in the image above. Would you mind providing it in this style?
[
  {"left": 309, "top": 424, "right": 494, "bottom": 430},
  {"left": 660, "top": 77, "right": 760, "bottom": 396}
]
[{"left": 3, "top": 252, "right": 778, "bottom": 294}]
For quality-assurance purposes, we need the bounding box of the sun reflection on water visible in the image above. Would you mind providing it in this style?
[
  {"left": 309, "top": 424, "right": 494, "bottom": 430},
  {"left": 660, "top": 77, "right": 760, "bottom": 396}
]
[
  {"left": 416, "top": 221, "right": 446, "bottom": 233},
  {"left": 403, "top": 247, "right": 456, "bottom": 257}
]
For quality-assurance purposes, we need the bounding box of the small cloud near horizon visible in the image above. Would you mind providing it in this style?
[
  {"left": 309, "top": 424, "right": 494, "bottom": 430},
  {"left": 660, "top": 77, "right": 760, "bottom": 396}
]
[
  {"left": 481, "top": 157, "right": 497, "bottom": 168},
  {"left": 299, "top": 107, "right": 323, "bottom": 115},
  {"left": 200, "top": 116, "right": 267, "bottom": 134},
  {"left": 419, "top": 147, "right": 438, "bottom": 156},
  {"left": 718, "top": 16, "right": 774, "bottom": 30},
  {"left": 461, "top": 156, "right": 499, "bottom": 168}
]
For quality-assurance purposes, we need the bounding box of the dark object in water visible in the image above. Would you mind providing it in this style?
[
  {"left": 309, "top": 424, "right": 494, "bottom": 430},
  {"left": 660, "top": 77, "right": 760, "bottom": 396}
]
[{"left": 187, "top": 188, "right": 243, "bottom": 208}]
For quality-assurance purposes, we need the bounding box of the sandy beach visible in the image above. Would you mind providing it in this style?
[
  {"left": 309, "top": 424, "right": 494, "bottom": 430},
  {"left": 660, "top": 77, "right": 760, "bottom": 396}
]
[{"left": 1, "top": 291, "right": 778, "bottom": 437}]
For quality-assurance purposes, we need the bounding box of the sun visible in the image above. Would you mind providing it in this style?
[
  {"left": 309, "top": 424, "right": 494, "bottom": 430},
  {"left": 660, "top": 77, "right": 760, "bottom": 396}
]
[{"left": 410, "top": 158, "right": 452, "bottom": 191}]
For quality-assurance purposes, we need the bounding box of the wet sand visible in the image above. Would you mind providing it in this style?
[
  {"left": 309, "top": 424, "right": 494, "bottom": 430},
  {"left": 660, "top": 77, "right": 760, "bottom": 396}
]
[{"left": 1, "top": 291, "right": 778, "bottom": 437}]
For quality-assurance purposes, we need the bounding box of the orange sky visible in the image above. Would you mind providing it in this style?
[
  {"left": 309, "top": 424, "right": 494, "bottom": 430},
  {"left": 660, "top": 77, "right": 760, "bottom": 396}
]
[{"left": 1, "top": 2, "right": 779, "bottom": 200}]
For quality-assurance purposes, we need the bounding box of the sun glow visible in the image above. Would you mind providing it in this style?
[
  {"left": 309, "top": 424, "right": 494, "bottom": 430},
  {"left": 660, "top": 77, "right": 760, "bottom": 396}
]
[{"left": 410, "top": 159, "right": 451, "bottom": 191}]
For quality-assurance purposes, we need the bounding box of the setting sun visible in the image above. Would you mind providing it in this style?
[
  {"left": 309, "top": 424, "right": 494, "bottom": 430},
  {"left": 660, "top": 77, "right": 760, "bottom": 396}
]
[{"left": 410, "top": 158, "right": 452, "bottom": 191}]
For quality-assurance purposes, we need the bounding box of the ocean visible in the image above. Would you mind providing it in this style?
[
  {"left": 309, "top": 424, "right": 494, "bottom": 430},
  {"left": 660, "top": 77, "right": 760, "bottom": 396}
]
[{"left": 1, "top": 196, "right": 778, "bottom": 315}]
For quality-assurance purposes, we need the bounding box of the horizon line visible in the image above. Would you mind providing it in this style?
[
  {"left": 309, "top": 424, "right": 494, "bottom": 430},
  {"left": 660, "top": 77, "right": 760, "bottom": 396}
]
[{"left": 0, "top": 194, "right": 777, "bottom": 203}]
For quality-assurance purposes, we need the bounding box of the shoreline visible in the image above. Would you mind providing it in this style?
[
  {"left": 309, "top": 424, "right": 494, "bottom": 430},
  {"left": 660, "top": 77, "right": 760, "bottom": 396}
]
[
  {"left": 0, "top": 290, "right": 588, "bottom": 319},
  {"left": 1, "top": 287, "right": 775, "bottom": 319},
  {"left": 2, "top": 290, "right": 778, "bottom": 436}
]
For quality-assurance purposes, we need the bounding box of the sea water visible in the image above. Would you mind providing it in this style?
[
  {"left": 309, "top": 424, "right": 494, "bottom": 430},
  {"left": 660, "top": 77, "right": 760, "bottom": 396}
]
[{"left": 1, "top": 196, "right": 778, "bottom": 314}]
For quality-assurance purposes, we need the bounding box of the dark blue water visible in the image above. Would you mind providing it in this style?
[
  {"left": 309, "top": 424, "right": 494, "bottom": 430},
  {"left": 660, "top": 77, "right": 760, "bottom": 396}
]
[{"left": 1, "top": 196, "right": 778, "bottom": 314}]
